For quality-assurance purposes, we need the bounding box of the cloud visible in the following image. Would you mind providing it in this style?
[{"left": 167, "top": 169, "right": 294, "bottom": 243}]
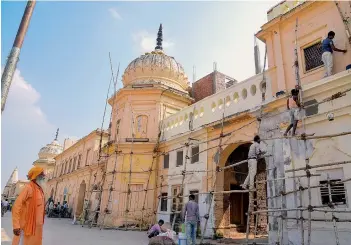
[
  {"left": 108, "top": 8, "right": 122, "bottom": 20},
  {"left": 1, "top": 68, "right": 56, "bottom": 187},
  {"left": 132, "top": 30, "right": 175, "bottom": 53},
  {"left": 1, "top": 68, "right": 52, "bottom": 126}
]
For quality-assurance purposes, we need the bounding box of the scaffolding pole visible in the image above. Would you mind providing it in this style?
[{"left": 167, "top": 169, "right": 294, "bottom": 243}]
[
  {"left": 124, "top": 103, "right": 135, "bottom": 230},
  {"left": 171, "top": 106, "right": 196, "bottom": 232},
  {"left": 200, "top": 99, "right": 226, "bottom": 244}
]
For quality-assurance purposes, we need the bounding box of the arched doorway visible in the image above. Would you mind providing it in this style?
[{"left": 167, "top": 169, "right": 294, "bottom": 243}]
[
  {"left": 76, "top": 180, "right": 86, "bottom": 216},
  {"left": 63, "top": 187, "right": 68, "bottom": 203},
  {"left": 220, "top": 142, "right": 268, "bottom": 235},
  {"left": 223, "top": 143, "right": 251, "bottom": 232},
  {"left": 50, "top": 188, "right": 54, "bottom": 198}
]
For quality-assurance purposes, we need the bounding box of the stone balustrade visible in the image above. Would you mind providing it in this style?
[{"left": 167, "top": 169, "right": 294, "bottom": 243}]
[{"left": 161, "top": 72, "right": 273, "bottom": 140}]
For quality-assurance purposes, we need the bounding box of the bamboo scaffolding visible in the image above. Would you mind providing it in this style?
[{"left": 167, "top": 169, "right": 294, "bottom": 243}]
[
  {"left": 171, "top": 106, "right": 196, "bottom": 232},
  {"left": 253, "top": 43, "right": 268, "bottom": 241},
  {"left": 76, "top": 175, "right": 351, "bottom": 201},
  {"left": 97, "top": 82, "right": 351, "bottom": 162},
  {"left": 140, "top": 94, "right": 168, "bottom": 230},
  {"left": 200, "top": 100, "right": 226, "bottom": 244},
  {"left": 124, "top": 104, "right": 135, "bottom": 230},
  {"left": 285, "top": 160, "right": 351, "bottom": 173},
  {"left": 298, "top": 178, "right": 305, "bottom": 245},
  {"left": 326, "top": 174, "right": 340, "bottom": 245},
  {"left": 100, "top": 59, "right": 121, "bottom": 229},
  {"left": 67, "top": 30, "right": 351, "bottom": 245}
]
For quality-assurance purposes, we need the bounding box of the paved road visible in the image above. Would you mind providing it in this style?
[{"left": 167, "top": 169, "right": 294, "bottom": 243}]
[{"left": 1, "top": 212, "right": 149, "bottom": 245}]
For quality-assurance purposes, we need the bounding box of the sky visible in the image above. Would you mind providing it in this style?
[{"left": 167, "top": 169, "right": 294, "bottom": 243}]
[{"left": 1, "top": 1, "right": 280, "bottom": 187}]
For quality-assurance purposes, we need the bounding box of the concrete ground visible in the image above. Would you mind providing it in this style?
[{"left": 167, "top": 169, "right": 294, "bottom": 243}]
[
  {"left": 1, "top": 212, "right": 148, "bottom": 245},
  {"left": 1, "top": 212, "right": 268, "bottom": 245}
]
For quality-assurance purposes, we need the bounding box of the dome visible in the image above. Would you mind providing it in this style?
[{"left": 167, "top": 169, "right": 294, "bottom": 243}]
[
  {"left": 38, "top": 129, "right": 63, "bottom": 159},
  {"left": 122, "top": 24, "right": 189, "bottom": 92},
  {"left": 38, "top": 139, "right": 63, "bottom": 159}
]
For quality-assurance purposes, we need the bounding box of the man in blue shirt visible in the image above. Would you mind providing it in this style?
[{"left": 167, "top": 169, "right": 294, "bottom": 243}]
[{"left": 322, "top": 31, "right": 347, "bottom": 77}]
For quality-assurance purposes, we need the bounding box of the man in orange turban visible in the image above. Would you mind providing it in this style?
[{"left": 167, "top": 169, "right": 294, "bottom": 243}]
[{"left": 12, "top": 166, "right": 46, "bottom": 245}]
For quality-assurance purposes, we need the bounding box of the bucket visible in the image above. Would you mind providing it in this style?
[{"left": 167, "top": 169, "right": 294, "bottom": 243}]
[{"left": 178, "top": 232, "right": 187, "bottom": 245}]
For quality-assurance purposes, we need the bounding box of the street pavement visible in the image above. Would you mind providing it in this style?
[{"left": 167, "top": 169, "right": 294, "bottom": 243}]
[{"left": 1, "top": 212, "right": 149, "bottom": 245}]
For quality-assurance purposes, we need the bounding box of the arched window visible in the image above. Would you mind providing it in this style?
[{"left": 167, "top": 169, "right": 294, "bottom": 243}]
[{"left": 135, "top": 115, "right": 148, "bottom": 138}]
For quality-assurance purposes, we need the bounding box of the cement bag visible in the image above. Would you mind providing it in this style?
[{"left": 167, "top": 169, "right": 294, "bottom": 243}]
[
  {"left": 148, "top": 236, "right": 176, "bottom": 245},
  {"left": 157, "top": 230, "right": 176, "bottom": 240},
  {"left": 165, "top": 229, "right": 176, "bottom": 240}
]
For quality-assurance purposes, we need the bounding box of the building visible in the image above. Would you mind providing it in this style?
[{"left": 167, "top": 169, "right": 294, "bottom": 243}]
[
  {"left": 2, "top": 167, "right": 29, "bottom": 204},
  {"left": 46, "top": 129, "right": 109, "bottom": 218},
  {"left": 33, "top": 129, "right": 63, "bottom": 180},
  {"left": 34, "top": 1, "right": 351, "bottom": 244},
  {"left": 192, "top": 69, "right": 238, "bottom": 102},
  {"left": 256, "top": 1, "right": 351, "bottom": 245},
  {"left": 2, "top": 167, "right": 19, "bottom": 200}
]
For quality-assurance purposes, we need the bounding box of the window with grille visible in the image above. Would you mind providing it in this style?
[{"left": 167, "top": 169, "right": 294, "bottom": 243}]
[
  {"left": 191, "top": 146, "right": 199, "bottom": 163},
  {"left": 176, "top": 151, "right": 183, "bottom": 166},
  {"left": 303, "top": 42, "right": 323, "bottom": 72},
  {"left": 320, "top": 179, "right": 346, "bottom": 205},
  {"left": 160, "top": 193, "right": 168, "bottom": 211},
  {"left": 172, "top": 186, "right": 183, "bottom": 212},
  {"left": 164, "top": 154, "right": 169, "bottom": 169},
  {"left": 189, "top": 190, "right": 199, "bottom": 203}
]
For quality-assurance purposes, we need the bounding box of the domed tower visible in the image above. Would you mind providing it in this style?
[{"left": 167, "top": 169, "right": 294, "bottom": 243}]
[
  {"left": 108, "top": 24, "right": 193, "bottom": 143},
  {"left": 103, "top": 25, "right": 193, "bottom": 227},
  {"left": 33, "top": 128, "right": 63, "bottom": 178},
  {"left": 122, "top": 24, "right": 189, "bottom": 93}
]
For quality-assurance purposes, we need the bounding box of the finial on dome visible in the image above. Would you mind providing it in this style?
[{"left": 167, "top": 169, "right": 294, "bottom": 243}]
[
  {"left": 55, "top": 128, "right": 59, "bottom": 141},
  {"left": 155, "top": 24, "right": 163, "bottom": 51}
]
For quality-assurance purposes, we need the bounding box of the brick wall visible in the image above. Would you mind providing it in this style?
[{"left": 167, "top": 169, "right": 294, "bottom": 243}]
[
  {"left": 192, "top": 72, "right": 236, "bottom": 102},
  {"left": 215, "top": 72, "right": 226, "bottom": 92},
  {"left": 192, "top": 73, "right": 214, "bottom": 102}
]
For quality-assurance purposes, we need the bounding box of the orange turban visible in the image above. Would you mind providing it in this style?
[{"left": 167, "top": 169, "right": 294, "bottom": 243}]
[{"left": 27, "top": 166, "right": 44, "bottom": 180}]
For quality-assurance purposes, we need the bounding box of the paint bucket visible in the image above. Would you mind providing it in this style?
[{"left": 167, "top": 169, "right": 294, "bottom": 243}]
[{"left": 178, "top": 232, "right": 187, "bottom": 245}]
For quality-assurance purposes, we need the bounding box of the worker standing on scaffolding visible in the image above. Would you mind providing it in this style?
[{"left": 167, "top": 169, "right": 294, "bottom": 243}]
[
  {"left": 241, "top": 136, "right": 266, "bottom": 190},
  {"left": 284, "top": 88, "right": 301, "bottom": 137},
  {"left": 321, "top": 31, "right": 347, "bottom": 77}
]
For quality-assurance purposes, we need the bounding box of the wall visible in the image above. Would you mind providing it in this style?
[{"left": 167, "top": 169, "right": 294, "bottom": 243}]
[
  {"left": 192, "top": 73, "right": 214, "bottom": 102},
  {"left": 157, "top": 129, "right": 209, "bottom": 234},
  {"left": 192, "top": 72, "right": 231, "bottom": 102},
  {"left": 47, "top": 130, "right": 108, "bottom": 217},
  {"left": 100, "top": 86, "right": 193, "bottom": 228},
  {"left": 162, "top": 71, "right": 273, "bottom": 140},
  {"left": 257, "top": 1, "right": 351, "bottom": 95},
  {"left": 260, "top": 71, "right": 351, "bottom": 245}
]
